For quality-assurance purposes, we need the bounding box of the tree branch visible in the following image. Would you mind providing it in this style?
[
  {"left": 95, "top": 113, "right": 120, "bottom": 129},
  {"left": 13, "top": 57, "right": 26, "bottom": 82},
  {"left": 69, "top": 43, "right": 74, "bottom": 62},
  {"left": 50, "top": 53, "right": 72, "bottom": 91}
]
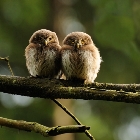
[
  {"left": 52, "top": 99, "right": 95, "bottom": 140},
  {"left": 0, "top": 57, "right": 14, "bottom": 76},
  {"left": 0, "top": 75, "right": 140, "bottom": 104},
  {"left": 0, "top": 117, "right": 89, "bottom": 137}
]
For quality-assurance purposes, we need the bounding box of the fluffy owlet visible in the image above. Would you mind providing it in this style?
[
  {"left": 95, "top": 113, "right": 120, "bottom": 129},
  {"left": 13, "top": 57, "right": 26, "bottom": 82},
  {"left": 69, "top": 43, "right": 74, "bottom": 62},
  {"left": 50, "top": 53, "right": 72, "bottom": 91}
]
[
  {"left": 25, "top": 29, "right": 61, "bottom": 78},
  {"left": 61, "top": 32, "right": 102, "bottom": 84}
]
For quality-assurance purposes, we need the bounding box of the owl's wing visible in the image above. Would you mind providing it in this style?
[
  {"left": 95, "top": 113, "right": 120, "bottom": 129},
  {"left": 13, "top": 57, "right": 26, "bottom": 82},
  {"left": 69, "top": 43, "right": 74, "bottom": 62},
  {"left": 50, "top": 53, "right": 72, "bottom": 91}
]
[
  {"left": 25, "top": 43, "right": 42, "bottom": 76},
  {"left": 50, "top": 44, "right": 62, "bottom": 79}
]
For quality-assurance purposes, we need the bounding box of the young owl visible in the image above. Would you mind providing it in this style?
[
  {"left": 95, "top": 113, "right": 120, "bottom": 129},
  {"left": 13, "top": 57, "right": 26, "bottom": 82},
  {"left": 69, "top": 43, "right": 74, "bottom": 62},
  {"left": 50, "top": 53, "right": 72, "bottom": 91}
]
[
  {"left": 61, "top": 32, "right": 102, "bottom": 84},
  {"left": 25, "top": 29, "right": 61, "bottom": 78}
]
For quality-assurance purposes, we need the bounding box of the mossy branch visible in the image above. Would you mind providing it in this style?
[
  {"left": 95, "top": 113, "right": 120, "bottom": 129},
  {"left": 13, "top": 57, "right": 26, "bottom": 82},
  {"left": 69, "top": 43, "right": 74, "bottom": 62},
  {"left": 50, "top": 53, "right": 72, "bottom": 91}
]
[
  {"left": 0, "top": 117, "right": 89, "bottom": 137},
  {"left": 0, "top": 75, "right": 140, "bottom": 104}
]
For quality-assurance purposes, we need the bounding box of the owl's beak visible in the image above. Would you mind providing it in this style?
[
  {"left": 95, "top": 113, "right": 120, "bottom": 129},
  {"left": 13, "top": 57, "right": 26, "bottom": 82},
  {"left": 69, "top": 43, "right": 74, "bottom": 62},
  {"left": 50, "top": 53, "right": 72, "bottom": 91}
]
[
  {"left": 76, "top": 40, "right": 82, "bottom": 49},
  {"left": 45, "top": 40, "right": 48, "bottom": 46}
]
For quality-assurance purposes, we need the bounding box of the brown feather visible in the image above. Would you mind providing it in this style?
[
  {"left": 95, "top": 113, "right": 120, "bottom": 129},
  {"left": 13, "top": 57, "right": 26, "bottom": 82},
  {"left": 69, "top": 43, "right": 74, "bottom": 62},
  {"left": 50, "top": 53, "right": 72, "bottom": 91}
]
[
  {"left": 61, "top": 32, "right": 102, "bottom": 84},
  {"left": 25, "top": 29, "right": 61, "bottom": 78}
]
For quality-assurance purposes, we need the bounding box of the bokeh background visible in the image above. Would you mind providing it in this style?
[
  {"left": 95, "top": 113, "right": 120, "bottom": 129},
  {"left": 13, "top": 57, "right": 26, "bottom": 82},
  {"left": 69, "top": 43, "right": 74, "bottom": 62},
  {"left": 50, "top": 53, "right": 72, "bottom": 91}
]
[{"left": 0, "top": 0, "right": 140, "bottom": 140}]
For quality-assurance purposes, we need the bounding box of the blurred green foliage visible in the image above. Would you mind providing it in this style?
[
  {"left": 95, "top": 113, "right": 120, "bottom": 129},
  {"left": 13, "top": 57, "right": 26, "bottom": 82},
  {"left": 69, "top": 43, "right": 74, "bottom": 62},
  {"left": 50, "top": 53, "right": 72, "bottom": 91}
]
[{"left": 0, "top": 0, "right": 140, "bottom": 140}]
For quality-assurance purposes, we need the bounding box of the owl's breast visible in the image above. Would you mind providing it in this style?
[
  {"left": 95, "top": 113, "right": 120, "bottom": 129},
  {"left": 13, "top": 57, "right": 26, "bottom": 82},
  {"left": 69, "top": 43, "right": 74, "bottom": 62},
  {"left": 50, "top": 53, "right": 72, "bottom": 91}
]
[
  {"left": 38, "top": 49, "right": 58, "bottom": 77},
  {"left": 62, "top": 50, "right": 94, "bottom": 79},
  {"left": 26, "top": 46, "right": 58, "bottom": 77}
]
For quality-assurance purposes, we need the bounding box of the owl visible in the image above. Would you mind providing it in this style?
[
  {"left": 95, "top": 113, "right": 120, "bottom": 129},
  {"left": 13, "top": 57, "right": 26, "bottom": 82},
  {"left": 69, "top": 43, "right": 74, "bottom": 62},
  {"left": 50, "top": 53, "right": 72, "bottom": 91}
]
[
  {"left": 25, "top": 29, "right": 61, "bottom": 78},
  {"left": 61, "top": 32, "right": 102, "bottom": 84}
]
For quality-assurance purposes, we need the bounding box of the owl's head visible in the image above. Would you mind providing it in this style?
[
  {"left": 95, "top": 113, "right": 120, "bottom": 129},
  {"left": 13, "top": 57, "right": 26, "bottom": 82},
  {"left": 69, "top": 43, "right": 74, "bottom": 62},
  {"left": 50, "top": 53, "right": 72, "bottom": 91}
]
[
  {"left": 29, "top": 29, "right": 59, "bottom": 46},
  {"left": 63, "top": 32, "right": 93, "bottom": 49}
]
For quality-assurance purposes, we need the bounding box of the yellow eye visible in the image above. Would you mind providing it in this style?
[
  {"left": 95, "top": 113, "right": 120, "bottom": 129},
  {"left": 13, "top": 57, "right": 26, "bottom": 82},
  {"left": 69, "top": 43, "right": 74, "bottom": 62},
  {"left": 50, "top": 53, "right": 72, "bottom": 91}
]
[
  {"left": 81, "top": 40, "right": 84, "bottom": 45},
  {"left": 72, "top": 41, "right": 75, "bottom": 44}
]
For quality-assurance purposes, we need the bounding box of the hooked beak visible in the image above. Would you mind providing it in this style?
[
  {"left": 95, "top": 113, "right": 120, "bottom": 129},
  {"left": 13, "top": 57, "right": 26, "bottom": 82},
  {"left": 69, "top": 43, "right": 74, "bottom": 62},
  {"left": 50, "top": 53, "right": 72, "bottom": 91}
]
[
  {"left": 40, "top": 36, "right": 48, "bottom": 46},
  {"left": 45, "top": 36, "right": 52, "bottom": 46},
  {"left": 45, "top": 40, "right": 48, "bottom": 46}
]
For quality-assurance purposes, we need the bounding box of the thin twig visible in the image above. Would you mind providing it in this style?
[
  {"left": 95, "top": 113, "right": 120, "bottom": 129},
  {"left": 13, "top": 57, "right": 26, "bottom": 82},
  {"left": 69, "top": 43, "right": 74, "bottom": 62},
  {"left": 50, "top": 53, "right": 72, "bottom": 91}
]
[
  {"left": 0, "top": 117, "right": 90, "bottom": 137},
  {"left": 51, "top": 99, "right": 95, "bottom": 140},
  {"left": 0, "top": 57, "right": 14, "bottom": 76}
]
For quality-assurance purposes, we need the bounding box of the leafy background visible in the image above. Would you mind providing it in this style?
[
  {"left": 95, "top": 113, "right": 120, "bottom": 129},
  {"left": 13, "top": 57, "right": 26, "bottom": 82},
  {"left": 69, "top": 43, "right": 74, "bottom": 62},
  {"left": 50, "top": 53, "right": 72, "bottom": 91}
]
[{"left": 0, "top": 0, "right": 140, "bottom": 140}]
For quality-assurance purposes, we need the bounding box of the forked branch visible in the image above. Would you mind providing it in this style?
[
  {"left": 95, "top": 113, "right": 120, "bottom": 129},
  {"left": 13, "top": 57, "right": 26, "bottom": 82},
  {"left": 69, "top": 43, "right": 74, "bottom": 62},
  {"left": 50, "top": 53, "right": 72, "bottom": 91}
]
[
  {"left": 0, "top": 57, "right": 14, "bottom": 76},
  {"left": 0, "top": 117, "right": 89, "bottom": 137}
]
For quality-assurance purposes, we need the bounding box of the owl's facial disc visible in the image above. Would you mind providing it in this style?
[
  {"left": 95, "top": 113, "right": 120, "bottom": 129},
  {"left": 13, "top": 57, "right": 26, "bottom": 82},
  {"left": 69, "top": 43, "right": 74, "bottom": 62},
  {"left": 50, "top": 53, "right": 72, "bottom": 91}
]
[
  {"left": 64, "top": 36, "right": 86, "bottom": 50},
  {"left": 70, "top": 39, "right": 84, "bottom": 48}
]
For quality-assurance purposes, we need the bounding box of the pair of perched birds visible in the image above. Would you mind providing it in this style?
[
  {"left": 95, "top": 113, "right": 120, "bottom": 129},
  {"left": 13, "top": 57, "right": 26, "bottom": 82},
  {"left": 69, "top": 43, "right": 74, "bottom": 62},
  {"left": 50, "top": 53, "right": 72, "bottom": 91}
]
[{"left": 25, "top": 29, "right": 102, "bottom": 84}]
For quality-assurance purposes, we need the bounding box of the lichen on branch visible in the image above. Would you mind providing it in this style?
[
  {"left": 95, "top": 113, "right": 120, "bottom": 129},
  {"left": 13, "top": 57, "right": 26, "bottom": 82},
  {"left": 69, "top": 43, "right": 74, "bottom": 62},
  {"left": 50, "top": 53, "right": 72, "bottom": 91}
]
[
  {"left": 0, "top": 117, "right": 89, "bottom": 137},
  {"left": 0, "top": 75, "right": 140, "bottom": 104}
]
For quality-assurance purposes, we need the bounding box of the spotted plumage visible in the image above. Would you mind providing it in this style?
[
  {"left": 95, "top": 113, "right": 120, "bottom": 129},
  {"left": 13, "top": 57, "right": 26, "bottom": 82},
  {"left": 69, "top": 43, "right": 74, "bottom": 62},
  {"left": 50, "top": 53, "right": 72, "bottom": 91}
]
[
  {"left": 25, "top": 29, "right": 61, "bottom": 78},
  {"left": 61, "top": 32, "right": 102, "bottom": 84}
]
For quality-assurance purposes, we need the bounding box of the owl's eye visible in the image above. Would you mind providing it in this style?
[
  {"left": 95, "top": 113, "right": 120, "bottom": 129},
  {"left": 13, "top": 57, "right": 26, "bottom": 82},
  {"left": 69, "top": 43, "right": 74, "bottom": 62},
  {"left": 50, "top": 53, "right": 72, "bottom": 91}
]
[
  {"left": 71, "top": 41, "right": 75, "bottom": 44},
  {"left": 81, "top": 40, "right": 85, "bottom": 45},
  {"left": 48, "top": 37, "right": 52, "bottom": 41}
]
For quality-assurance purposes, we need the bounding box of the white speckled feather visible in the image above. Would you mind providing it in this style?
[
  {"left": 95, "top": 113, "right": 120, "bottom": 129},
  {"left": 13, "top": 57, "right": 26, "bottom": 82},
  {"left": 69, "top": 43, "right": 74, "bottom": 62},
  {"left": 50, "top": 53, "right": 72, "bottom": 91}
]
[
  {"left": 25, "top": 47, "right": 57, "bottom": 77},
  {"left": 62, "top": 49, "right": 101, "bottom": 83}
]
